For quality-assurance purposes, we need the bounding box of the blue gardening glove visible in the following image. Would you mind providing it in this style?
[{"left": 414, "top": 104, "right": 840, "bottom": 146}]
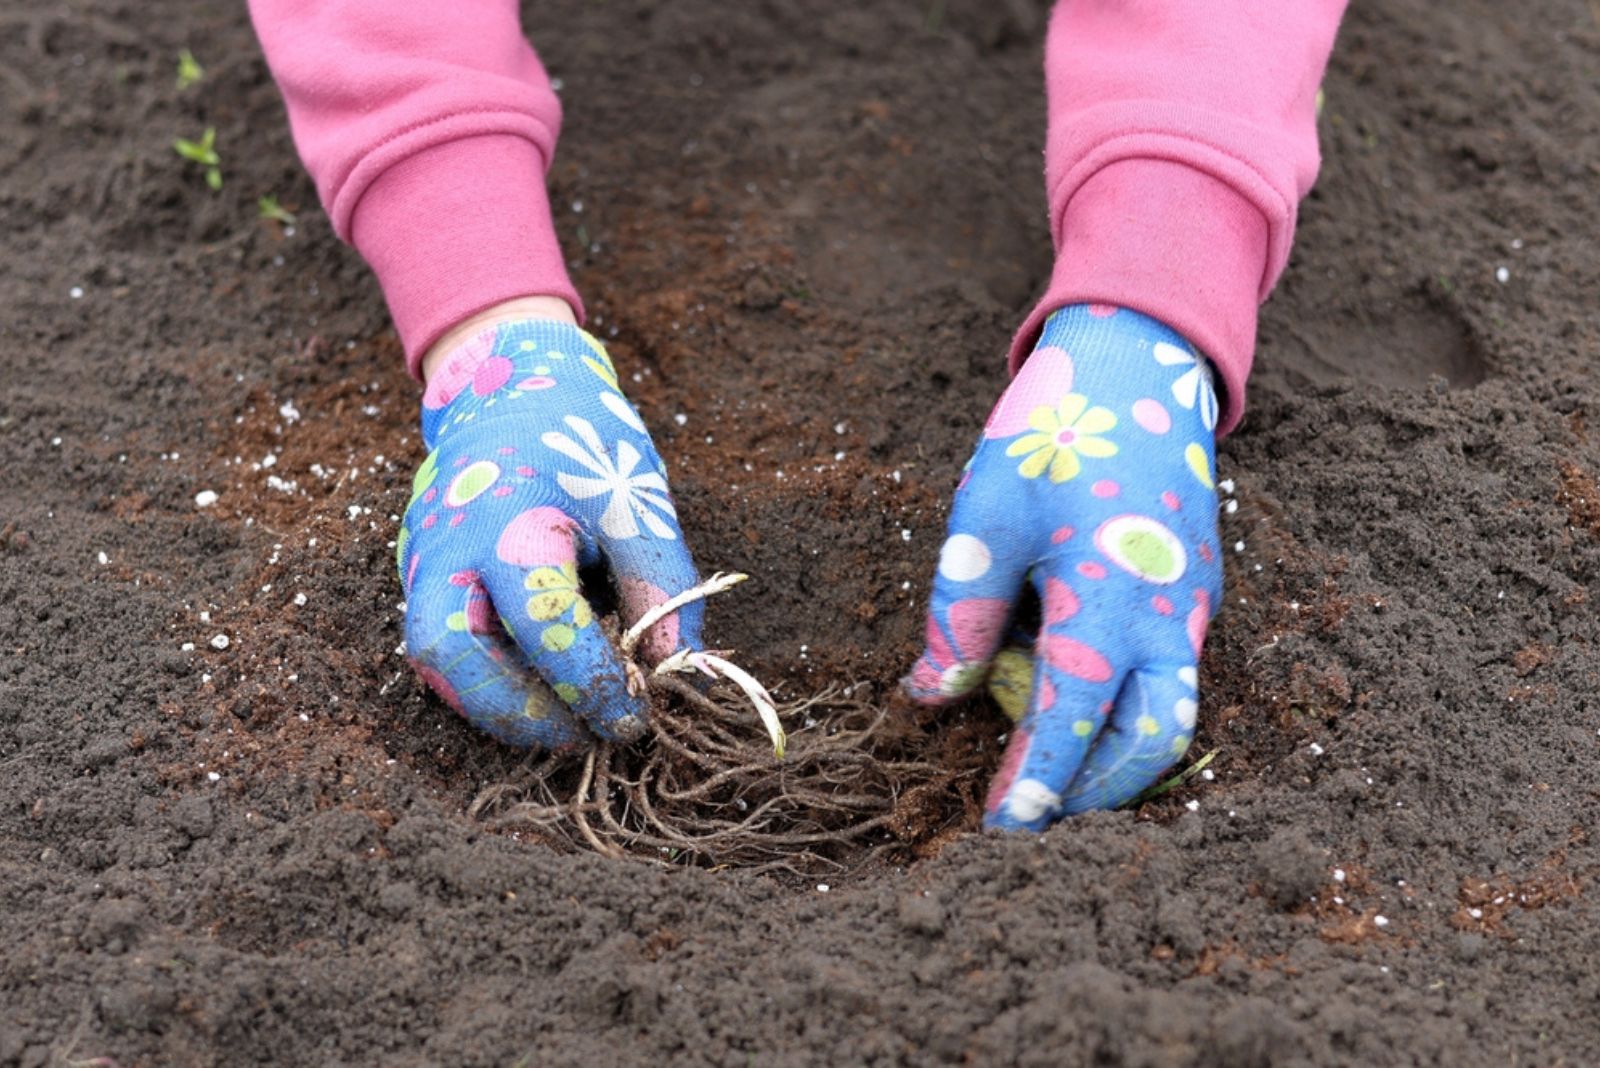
[
  {"left": 905, "top": 304, "right": 1223, "bottom": 830},
  {"left": 396, "top": 319, "right": 703, "bottom": 749}
]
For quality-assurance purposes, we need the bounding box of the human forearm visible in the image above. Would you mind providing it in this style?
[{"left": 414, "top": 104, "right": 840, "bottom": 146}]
[
  {"left": 1017, "top": 0, "right": 1348, "bottom": 435},
  {"left": 248, "top": 0, "right": 582, "bottom": 370}
]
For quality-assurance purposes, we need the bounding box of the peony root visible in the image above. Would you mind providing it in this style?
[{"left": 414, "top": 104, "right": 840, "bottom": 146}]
[
  {"left": 621, "top": 571, "right": 786, "bottom": 758},
  {"left": 468, "top": 571, "right": 969, "bottom": 875}
]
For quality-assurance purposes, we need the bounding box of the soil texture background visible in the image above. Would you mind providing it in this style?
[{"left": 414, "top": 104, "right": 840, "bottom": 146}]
[{"left": 3, "top": 1, "right": 1600, "bottom": 1064}]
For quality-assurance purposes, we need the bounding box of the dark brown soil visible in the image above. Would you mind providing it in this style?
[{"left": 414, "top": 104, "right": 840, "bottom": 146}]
[{"left": 4, "top": 1, "right": 1600, "bottom": 1064}]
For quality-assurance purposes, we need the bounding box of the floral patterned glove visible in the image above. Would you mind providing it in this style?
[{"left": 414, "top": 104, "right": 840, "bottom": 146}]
[
  {"left": 905, "top": 303, "right": 1223, "bottom": 830},
  {"left": 397, "top": 319, "right": 702, "bottom": 749}
]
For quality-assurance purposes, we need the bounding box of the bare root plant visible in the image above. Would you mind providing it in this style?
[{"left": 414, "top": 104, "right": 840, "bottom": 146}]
[
  {"left": 467, "top": 572, "right": 980, "bottom": 875},
  {"left": 470, "top": 675, "right": 976, "bottom": 876}
]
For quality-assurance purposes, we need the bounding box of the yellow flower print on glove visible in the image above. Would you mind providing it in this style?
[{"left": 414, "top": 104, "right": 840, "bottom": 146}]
[{"left": 1005, "top": 393, "right": 1118, "bottom": 483}]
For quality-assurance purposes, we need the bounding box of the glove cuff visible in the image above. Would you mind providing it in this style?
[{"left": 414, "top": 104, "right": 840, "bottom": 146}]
[
  {"left": 1008, "top": 159, "right": 1268, "bottom": 438},
  {"left": 418, "top": 320, "right": 619, "bottom": 449}
]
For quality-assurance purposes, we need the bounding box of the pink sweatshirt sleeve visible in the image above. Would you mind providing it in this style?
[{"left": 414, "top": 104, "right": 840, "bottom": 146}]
[
  {"left": 1014, "top": 1, "right": 1347, "bottom": 436},
  {"left": 248, "top": 0, "right": 582, "bottom": 376}
]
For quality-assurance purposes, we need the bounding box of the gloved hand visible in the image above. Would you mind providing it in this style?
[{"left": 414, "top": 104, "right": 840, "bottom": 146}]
[
  {"left": 396, "top": 319, "right": 702, "bottom": 749},
  {"left": 905, "top": 303, "right": 1223, "bottom": 830}
]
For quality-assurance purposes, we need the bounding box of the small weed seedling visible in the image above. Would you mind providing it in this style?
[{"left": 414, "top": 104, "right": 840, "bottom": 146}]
[
  {"left": 1130, "top": 748, "right": 1218, "bottom": 806},
  {"left": 257, "top": 195, "right": 297, "bottom": 226},
  {"left": 174, "top": 128, "right": 222, "bottom": 191},
  {"left": 176, "top": 49, "right": 204, "bottom": 90}
]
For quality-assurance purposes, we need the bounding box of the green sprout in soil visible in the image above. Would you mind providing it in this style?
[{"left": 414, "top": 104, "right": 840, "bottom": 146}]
[
  {"left": 174, "top": 128, "right": 222, "bottom": 191},
  {"left": 176, "top": 49, "right": 204, "bottom": 90},
  {"left": 257, "top": 195, "right": 297, "bottom": 226},
  {"left": 1127, "top": 747, "right": 1218, "bottom": 807}
]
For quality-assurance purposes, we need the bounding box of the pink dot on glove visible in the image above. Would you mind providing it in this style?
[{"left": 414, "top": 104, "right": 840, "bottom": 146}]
[
  {"left": 495, "top": 506, "right": 578, "bottom": 566},
  {"left": 472, "top": 356, "right": 514, "bottom": 396}
]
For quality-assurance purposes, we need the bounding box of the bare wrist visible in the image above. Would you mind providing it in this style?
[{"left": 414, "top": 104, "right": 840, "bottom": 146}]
[{"left": 421, "top": 296, "right": 580, "bottom": 382}]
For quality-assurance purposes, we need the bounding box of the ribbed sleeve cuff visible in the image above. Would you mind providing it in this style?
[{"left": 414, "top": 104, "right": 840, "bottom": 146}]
[
  {"left": 1009, "top": 158, "right": 1270, "bottom": 438},
  {"left": 349, "top": 133, "right": 584, "bottom": 378}
]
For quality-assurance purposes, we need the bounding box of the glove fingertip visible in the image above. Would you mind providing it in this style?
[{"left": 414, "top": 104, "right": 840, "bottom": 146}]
[
  {"left": 900, "top": 651, "right": 986, "bottom": 706},
  {"left": 560, "top": 664, "right": 653, "bottom": 743},
  {"left": 599, "top": 711, "right": 649, "bottom": 745},
  {"left": 984, "top": 778, "right": 1062, "bottom": 833}
]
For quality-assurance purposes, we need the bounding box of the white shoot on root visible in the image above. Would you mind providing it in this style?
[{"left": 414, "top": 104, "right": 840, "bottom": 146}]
[
  {"left": 688, "top": 653, "right": 785, "bottom": 759},
  {"left": 653, "top": 648, "right": 788, "bottom": 759},
  {"left": 620, "top": 571, "right": 748, "bottom": 658},
  {"left": 626, "top": 571, "right": 786, "bottom": 759}
]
